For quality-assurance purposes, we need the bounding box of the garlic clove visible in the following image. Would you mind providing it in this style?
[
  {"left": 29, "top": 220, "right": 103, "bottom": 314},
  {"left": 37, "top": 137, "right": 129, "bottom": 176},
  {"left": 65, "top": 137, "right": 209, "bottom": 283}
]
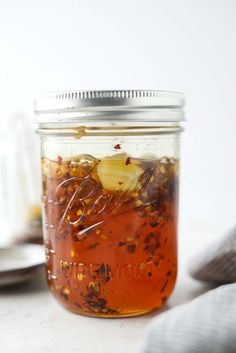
[{"left": 97, "top": 153, "right": 143, "bottom": 193}]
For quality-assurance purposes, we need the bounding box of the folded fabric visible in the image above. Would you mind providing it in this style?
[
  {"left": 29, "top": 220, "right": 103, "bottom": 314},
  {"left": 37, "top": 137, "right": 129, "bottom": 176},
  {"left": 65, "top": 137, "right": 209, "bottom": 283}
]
[
  {"left": 189, "top": 226, "right": 236, "bottom": 283},
  {"left": 142, "top": 284, "right": 236, "bottom": 353}
]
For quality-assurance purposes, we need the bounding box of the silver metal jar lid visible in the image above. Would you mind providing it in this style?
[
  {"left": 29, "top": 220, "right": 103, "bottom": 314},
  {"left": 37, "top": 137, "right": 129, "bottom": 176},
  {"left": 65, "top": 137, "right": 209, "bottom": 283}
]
[{"left": 34, "top": 90, "right": 185, "bottom": 123}]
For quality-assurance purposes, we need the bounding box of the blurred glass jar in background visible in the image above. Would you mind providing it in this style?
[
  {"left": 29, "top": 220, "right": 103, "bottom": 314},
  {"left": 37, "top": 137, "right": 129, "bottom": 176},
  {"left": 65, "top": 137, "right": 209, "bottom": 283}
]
[
  {"left": 35, "top": 90, "right": 184, "bottom": 317},
  {"left": 0, "top": 113, "right": 42, "bottom": 245}
]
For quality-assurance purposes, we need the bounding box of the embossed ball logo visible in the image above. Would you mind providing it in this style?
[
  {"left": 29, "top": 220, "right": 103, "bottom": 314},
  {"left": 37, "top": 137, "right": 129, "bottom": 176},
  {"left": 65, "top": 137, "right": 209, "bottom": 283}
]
[{"left": 55, "top": 167, "right": 154, "bottom": 240}]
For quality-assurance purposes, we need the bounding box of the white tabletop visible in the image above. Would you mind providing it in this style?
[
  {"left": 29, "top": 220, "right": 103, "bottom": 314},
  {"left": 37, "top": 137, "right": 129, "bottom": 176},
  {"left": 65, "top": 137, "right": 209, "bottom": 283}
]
[{"left": 0, "top": 222, "right": 224, "bottom": 353}]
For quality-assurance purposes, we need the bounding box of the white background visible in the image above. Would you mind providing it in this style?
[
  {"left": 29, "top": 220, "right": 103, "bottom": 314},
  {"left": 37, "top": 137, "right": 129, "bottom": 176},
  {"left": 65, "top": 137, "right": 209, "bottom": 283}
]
[
  {"left": 0, "top": 0, "right": 236, "bottom": 353},
  {"left": 1, "top": 0, "right": 236, "bottom": 237}
]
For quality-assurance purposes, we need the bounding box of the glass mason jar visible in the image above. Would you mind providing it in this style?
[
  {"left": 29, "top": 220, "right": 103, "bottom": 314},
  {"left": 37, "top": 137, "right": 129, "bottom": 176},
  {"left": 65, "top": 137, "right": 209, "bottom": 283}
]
[{"left": 35, "top": 90, "right": 184, "bottom": 317}]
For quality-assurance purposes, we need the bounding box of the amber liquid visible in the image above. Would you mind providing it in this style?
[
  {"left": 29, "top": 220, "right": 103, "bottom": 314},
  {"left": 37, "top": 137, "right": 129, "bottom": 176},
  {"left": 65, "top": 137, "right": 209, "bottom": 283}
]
[{"left": 42, "top": 155, "right": 178, "bottom": 317}]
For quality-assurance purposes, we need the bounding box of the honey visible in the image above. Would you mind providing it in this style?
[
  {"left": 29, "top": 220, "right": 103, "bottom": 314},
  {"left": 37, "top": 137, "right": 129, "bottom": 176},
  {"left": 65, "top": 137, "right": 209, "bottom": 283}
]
[{"left": 42, "top": 153, "right": 178, "bottom": 317}]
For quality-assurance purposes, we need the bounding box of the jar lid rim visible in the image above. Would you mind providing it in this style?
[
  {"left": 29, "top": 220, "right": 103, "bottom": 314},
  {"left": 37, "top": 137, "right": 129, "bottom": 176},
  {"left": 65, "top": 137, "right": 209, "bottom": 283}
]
[{"left": 34, "top": 90, "right": 185, "bottom": 122}]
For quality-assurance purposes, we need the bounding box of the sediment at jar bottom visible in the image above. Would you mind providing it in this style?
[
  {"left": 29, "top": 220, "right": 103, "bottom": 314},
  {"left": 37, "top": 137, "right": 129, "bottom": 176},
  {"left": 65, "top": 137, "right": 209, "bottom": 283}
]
[
  {"left": 54, "top": 280, "right": 177, "bottom": 318},
  {"left": 42, "top": 152, "right": 178, "bottom": 317}
]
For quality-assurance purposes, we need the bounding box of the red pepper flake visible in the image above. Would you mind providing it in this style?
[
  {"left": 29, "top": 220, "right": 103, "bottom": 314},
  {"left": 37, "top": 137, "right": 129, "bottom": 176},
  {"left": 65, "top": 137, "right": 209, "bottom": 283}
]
[
  {"left": 127, "top": 244, "right": 136, "bottom": 253},
  {"left": 160, "top": 279, "right": 168, "bottom": 293},
  {"left": 80, "top": 280, "right": 118, "bottom": 314},
  {"left": 95, "top": 263, "right": 111, "bottom": 284},
  {"left": 143, "top": 243, "right": 156, "bottom": 255},
  {"left": 60, "top": 288, "right": 70, "bottom": 300},
  {"left": 86, "top": 242, "right": 99, "bottom": 250},
  {"left": 152, "top": 216, "right": 159, "bottom": 228},
  {"left": 118, "top": 241, "right": 126, "bottom": 247},
  {"left": 57, "top": 155, "right": 63, "bottom": 165},
  {"left": 153, "top": 255, "right": 163, "bottom": 266},
  {"left": 118, "top": 181, "right": 124, "bottom": 185},
  {"left": 144, "top": 232, "right": 158, "bottom": 243},
  {"left": 167, "top": 270, "right": 172, "bottom": 277},
  {"left": 150, "top": 220, "right": 159, "bottom": 227},
  {"left": 125, "top": 157, "right": 131, "bottom": 165},
  {"left": 148, "top": 272, "right": 152, "bottom": 277},
  {"left": 161, "top": 296, "right": 168, "bottom": 304},
  {"left": 114, "top": 144, "right": 121, "bottom": 149}
]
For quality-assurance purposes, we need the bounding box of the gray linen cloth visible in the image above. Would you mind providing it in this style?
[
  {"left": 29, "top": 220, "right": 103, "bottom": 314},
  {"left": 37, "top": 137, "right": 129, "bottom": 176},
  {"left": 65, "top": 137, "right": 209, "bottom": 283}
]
[
  {"left": 143, "top": 284, "right": 236, "bottom": 353},
  {"left": 189, "top": 226, "right": 236, "bottom": 283},
  {"left": 142, "top": 227, "right": 236, "bottom": 353}
]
